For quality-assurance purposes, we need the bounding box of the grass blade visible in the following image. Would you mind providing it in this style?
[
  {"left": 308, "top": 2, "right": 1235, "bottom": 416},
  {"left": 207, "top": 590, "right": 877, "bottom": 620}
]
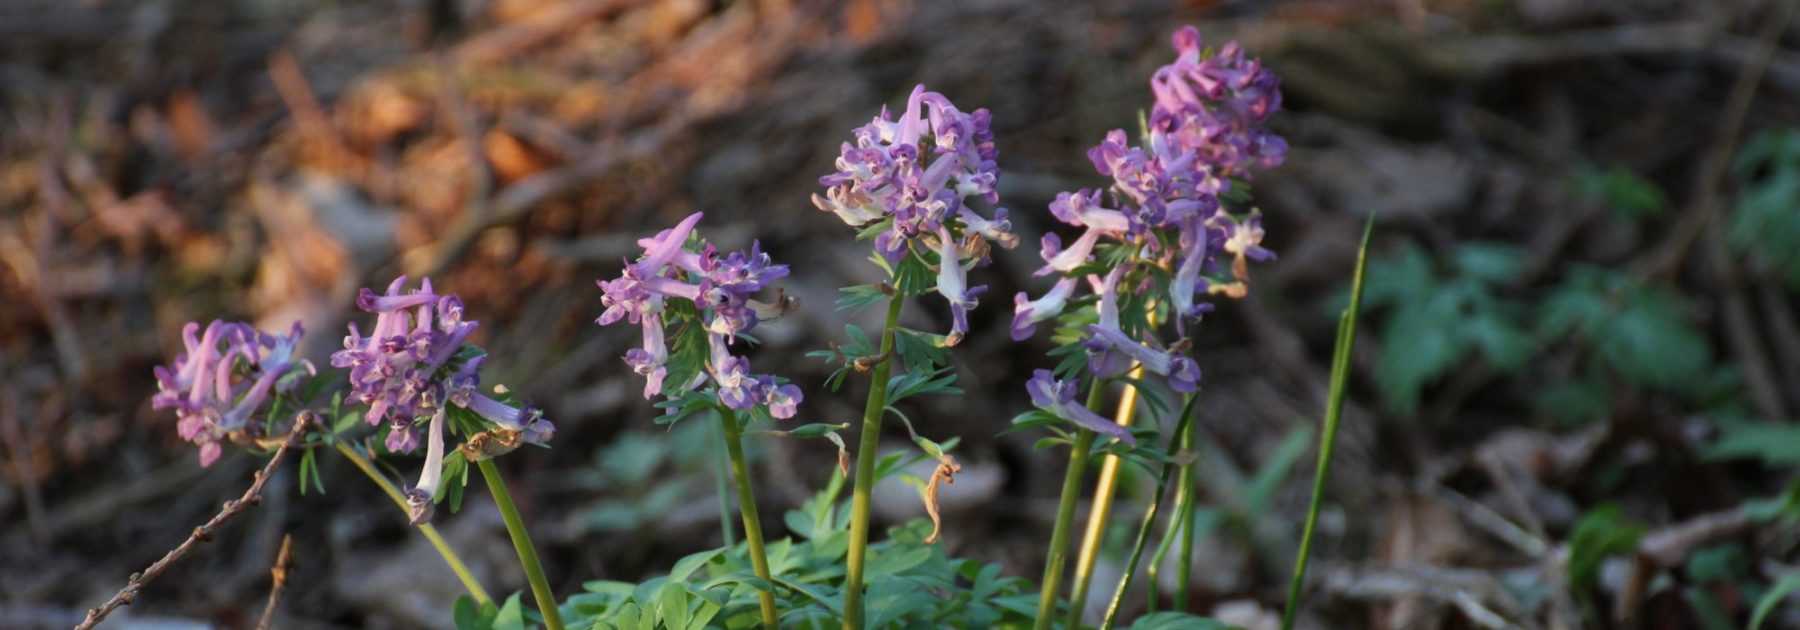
[{"left": 1280, "top": 212, "right": 1374, "bottom": 630}]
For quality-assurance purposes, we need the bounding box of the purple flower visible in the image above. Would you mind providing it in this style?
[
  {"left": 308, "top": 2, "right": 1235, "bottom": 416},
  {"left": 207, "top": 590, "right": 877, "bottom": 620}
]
[
  {"left": 152, "top": 320, "right": 314, "bottom": 466},
  {"left": 1026, "top": 370, "right": 1134, "bottom": 445},
  {"left": 405, "top": 406, "right": 446, "bottom": 524},
  {"left": 1149, "top": 27, "right": 1287, "bottom": 178},
  {"left": 336, "top": 276, "right": 549, "bottom": 451},
  {"left": 1011, "top": 276, "right": 1078, "bottom": 341},
  {"left": 761, "top": 379, "right": 803, "bottom": 419},
  {"left": 816, "top": 84, "right": 1015, "bottom": 341},
  {"left": 598, "top": 214, "right": 804, "bottom": 419},
  {"left": 934, "top": 226, "right": 987, "bottom": 346}
]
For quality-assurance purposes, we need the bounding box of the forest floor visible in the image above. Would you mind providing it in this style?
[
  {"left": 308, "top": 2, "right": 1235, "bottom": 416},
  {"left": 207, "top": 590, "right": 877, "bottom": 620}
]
[{"left": 3, "top": 1, "right": 1799, "bottom": 628}]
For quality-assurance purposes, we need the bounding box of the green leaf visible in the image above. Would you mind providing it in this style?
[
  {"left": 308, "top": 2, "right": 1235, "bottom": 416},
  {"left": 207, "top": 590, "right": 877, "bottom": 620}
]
[
  {"left": 669, "top": 548, "right": 725, "bottom": 583},
  {"left": 332, "top": 409, "right": 364, "bottom": 435},
  {"left": 865, "top": 545, "right": 932, "bottom": 579},
  {"left": 1451, "top": 242, "right": 1525, "bottom": 283},
  {"left": 1753, "top": 573, "right": 1800, "bottom": 630},
  {"left": 453, "top": 595, "right": 497, "bottom": 630},
  {"left": 1360, "top": 244, "right": 1434, "bottom": 309},
  {"left": 1533, "top": 378, "right": 1612, "bottom": 427},
  {"left": 892, "top": 250, "right": 936, "bottom": 297},
  {"left": 1375, "top": 297, "right": 1465, "bottom": 415},
  {"left": 1465, "top": 311, "right": 1534, "bottom": 370},
  {"left": 836, "top": 284, "right": 889, "bottom": 312},
  {"left": 1704, "top": 422, "right": 1800, "bottom": 465},
  {"left": 1567, "top": 505, "right": 1645, "bottom": 592},
  {"left": 657, "top": 581, "right": 692, "bottom": 630},
  {"left": 1574, "top": 164, "right": 1666, "bottom": 220},
  {"left": 492, "top": 593, "right": 527, "bottom": 630}
]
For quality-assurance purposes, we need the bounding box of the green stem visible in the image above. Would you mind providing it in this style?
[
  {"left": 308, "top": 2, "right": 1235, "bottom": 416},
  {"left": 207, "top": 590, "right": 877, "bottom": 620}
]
[
  {"left": 717, "top": 406, "right": 780, "bottom": 629},
  {"left": 1173, "top": 424, "right": 1196, "bottom": 612},
  {"left": 843, "top": 295, "right": 905, "bottom": 630},
  {"left": 331, "top": 441, "right": 492, "bottom": 606},
  {"left": 1099, "top": 395, "right": 1201, "bottom": 630},
  {"left": 1144, "top": 397, "right": 1196, "bottom": 614},
  {"left": 1280, "top": 215, "right": 1373, "bottom": 630},
  {"left": 713, "top": 420, "right": 738, "bottom": 548},
  {"left": 1035, "top": 382, "right": 1107, "bottom": 630},
  {"left": 476, "top": 459, "right": 564, "bottom": 630}
]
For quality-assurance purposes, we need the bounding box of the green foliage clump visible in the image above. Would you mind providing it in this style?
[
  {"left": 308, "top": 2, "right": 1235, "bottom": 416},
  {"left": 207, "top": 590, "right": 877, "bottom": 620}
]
[
  {"left": 1357, "top": 242, "right": 1533, "bottom": 415},
  {"left": 1731, "top": 128, "right": 1800, "bottom": 287}
]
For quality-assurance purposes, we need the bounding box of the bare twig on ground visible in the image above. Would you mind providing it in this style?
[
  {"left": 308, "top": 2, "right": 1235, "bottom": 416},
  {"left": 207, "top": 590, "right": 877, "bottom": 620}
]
[
  {"left": 1613, "top": 505, "right": 1755, "bottom": 625},
  {"left": 1320, "top": 564, "right": 1531, "bottom": 630},
  {"left": 74, "top": 419, "right": 306, "bottom": 630},
  {"left": 451, "top": 0, "right": 639, "bottom": 65},
  {"left": 256, "top": 534, "right": 295, "bottom": 630}
]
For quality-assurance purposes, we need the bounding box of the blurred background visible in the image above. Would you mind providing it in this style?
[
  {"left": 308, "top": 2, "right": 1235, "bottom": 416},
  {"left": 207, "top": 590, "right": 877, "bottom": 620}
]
[{"left": 4, "top": 0, "right": 1800, "bottom": 628}]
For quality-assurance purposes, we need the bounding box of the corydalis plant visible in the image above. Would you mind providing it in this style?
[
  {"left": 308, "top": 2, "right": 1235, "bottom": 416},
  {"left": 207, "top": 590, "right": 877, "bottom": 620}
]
[
  {"left": 332, "top": 276, "right": 553, "bottom": 522},
  {"left": 1020, "top": 26, "right": 1287, "bottom": 629},
  {"left": 813, "top": 83, "right": 1016, "bottom": 345},
  {"left": 596, "top": 211, "right": 802, "bottom": 417},
  {"left": 151, "top": 320, "right": 315, "bottom": 466},
  {"left": 1013, "top": 24, "right": 1284, "bottom": 373}
]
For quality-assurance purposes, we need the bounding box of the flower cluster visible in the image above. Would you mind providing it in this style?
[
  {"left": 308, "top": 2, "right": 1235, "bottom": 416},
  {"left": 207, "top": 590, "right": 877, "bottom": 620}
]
[
  {"left": 332, "top": 276, "right": 553, "bottom": 457},
  {"left": 1013, "top": 27, "right": 1285, "bottom": 432},
  {"left": 597, "top": 212, "right": 803, "bottom": 417},
  {"left": 151, "top": 320, "right": 314, "bottom": 466},
  {"left": 814, "top": 84, "right": 1017, "bottom": 344}
]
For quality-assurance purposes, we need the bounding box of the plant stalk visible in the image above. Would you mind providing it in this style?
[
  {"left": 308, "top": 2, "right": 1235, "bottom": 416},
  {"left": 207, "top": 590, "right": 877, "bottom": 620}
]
[
  {"left": 1144, "top": 408, "right": 1196, "bottom": 613},
  {"left": 1280, "top": 214, "right": 1373, "bottom": 630},
  {"left": 713, "top": 420, "right": 738, "bottom": 548},
  {"left": 1099, "top": 395, "right": 1201, "bottom": 630},
  {"left": 1174, "top": 422, "right": 1197, "bottom": 612},
  {"left": 1034, "top": 382, "right": 1107, "bottom": 629},
  {"left": 842, "top": 295, "right": 905, "bottom": 630},
  {"left": 476, "top": 459, "right": 564, "bottom": 630},
  {"left": 717, "top": 406, "right": 780, "bottom": 629},
  {"left": 331, "top": 441, "right": 492, "bottom": 606},
  {"left": 1067, "top": 364, "right": 1146, "bottom": 628}
]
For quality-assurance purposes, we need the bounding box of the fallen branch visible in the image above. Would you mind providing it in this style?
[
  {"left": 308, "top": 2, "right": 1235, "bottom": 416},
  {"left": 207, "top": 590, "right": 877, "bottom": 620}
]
[
  {"left": 74, "top": 420, "right": 305, "bottom": 630},
  {"left": 256, "top": 534, "right": 295, "bottom": 630}
]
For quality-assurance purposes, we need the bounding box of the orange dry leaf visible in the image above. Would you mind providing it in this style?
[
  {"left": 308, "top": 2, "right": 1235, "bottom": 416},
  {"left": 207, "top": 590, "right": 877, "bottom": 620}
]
[{"left": 921, "top": 454, "right": 961, "bottom": 545}]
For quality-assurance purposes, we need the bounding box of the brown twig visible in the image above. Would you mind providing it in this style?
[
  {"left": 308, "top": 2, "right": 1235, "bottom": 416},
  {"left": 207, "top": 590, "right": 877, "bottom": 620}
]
[
  {"left": 1635, "top": 1, "right": 1794, "bottom": 280},
  {"left": 256, "top": 534, "right": 295, "bottom": 630},
  {"left": 74, "top": 420, "right": 305, "bottom": 630}
]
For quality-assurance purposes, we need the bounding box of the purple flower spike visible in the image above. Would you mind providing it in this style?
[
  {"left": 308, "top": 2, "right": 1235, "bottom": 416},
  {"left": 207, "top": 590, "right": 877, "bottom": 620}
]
[
  {"left": 599, "top": 214, "right": 805, "bottom": 421},
  {"left": 152, "top": 320, "right": 313, "bottom": 466},
  {"left": 338, "top": 276, "right": 547, "bottom": 451},
  {"left": 1149, "top": 27, "right": 1286, "bottom": 178},
  {"left": 1026, "top": 370, "right": 1134, "bottom": 445},
  {"left": 1012, "top": 276, "right": 1078, "bottom": 341}
]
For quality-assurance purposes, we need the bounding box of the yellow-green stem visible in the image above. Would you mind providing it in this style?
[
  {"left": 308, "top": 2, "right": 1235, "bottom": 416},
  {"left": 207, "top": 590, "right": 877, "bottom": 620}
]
[
  {"left": 476, "top": 459, "right": 564, "bottom": 630},
  {"left": 842, "top": 295, "right": 905, "bottom": 630},
  {"left": 1066, "top": 365, "right": 1146, "bottom": 629},
  {"left": 717, "top": 406, "right": 779, "bottom": 629},
  {"left": 1034, "top": 382, "right": 1107, "bottom": 629},
  {"left": 331, "top": 441, "right": 492, "bottom": 606}
]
